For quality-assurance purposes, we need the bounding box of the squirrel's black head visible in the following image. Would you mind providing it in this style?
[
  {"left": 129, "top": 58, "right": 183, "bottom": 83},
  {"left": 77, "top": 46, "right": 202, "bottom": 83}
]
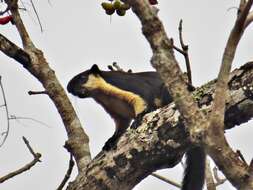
[{"left": 67, "top": 64, "right": 101, "bottom": 98}]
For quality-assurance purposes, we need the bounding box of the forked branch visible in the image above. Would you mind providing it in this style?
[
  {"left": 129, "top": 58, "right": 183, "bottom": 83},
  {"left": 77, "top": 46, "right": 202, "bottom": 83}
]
[{"left": 0, "top": 137, "right": 41, "bottom": 183}]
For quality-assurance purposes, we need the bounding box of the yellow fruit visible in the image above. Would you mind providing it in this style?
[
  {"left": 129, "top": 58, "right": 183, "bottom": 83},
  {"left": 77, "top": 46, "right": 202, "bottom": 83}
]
[
  {"left": 101, "top": 2, "right": 114, "bottom": 11},
  {"left": 113, "top": 0, "right": 121, "bottom": 9},
  {"left": 116, "top": 9, "right": 126, "bottom": 16},
  {"left": 120, "top": 3, "right": 130, "bottom": 10}
]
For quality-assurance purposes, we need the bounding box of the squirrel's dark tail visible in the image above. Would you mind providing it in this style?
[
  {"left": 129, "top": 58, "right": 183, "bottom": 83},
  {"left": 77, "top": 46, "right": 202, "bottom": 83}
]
[{"left": 182, "top": 147, "right": 206, "bottom": 190}]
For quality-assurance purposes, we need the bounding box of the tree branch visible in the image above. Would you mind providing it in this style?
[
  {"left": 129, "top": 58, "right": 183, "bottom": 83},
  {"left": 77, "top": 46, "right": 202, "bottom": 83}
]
[
  {"left": 151, "top": 173, "right": 181, "bottom": 188},
  {"left": 57, "top": 154, "right": 75, "bottom": 190},
  {"left": 0, "top": 137, "right": 41, "bottom": 183},
  {"left": 204, "top": 1, "right": 253, "bottom": 189},
  {"left": 0, "top": 8, "right": 91, "bottom": 171},
  {"left": 178, "top": 19, "right": 192, "bottom": 86},
  {"left": 5, "top": 0, "right": 34, "bottom": 49},
  {"left": 210, "top": 0, "right": 253, "bottom": 130}
]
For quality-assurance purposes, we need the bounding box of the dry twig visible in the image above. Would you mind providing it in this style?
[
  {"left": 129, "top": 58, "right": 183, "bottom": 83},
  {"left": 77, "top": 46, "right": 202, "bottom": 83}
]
[
  {"left": 151, "top": 173, "right": 181, "bottom": 188},
  {"left": 0, "top": 137, "right": 41, "bottom": 183},
  {"left": 56, "top": 154, "right": 75, "bottom": 190},
  {"left": 30, "top": 0, "right": 43, "bottom": 32},
  {"left": 28, "top": 90, "right": 48, "bottom": 95},
  {"left": 0, "top": 76, "right": 10, "bottom": 147},
  {"left": 178, "top": 19, "right": 192, "bottom": 86}
]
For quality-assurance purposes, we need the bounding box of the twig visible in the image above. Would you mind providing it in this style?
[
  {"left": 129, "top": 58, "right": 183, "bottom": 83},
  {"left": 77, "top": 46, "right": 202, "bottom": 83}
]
[
  {"left": 0, "top": 137, "right": 41, "bottom": 183},
  {"left": 205, "top": 159, "right": 216, "bottom": 190},
  {"left": 30, "top": 0, "right": 43, "bottom": 32},
  {"left": 0, "top": 76, "right": 10, "bottom": 147},
  {"left": 108, "top": 62, "right": 132, "bottom": 72},
  {"left": 22, "top": 136, "right": 39, "bottom": 158},
  {"left": 112, "top": 62, "right": 124, "bottom": 71},
  {"left": 0, "top": 7, "right": 9, "bottom": 16},
  {"left": 9, "top": 115, "right": 51, "bottom": 128},
  {"left": 178, "top": 19, "right": 192, "bottom": 86},
  {"left": 151, "top": 173, "right": 181, "bottom": 188},
  {"left": 56, "top": 154, "right": 75, "bottom": 190},
  {"left": 108, "top": 65, "right": 114, "bottom": 71},
  {"left": 28, "top": 90, "right": 48, "bottom": 95}
]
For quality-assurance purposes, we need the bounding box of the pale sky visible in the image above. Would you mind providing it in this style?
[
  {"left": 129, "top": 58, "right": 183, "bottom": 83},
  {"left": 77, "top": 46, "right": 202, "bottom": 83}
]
[{"left": 0, "top": 0, "right": 253, "bottom": 190}]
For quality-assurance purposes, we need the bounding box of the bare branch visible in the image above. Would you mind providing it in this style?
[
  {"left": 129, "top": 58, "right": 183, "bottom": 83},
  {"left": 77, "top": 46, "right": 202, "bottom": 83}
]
[
  {"left": 56, "top": 154, "right": 75, "bottom": 190},
  {"left": 210, "top": 0, "right": 253, "bottom": 130},
  {"left": 5, "top": 0, "right": 35, "bottom": 49},
  {"left": 112, "top": 61, "right": 124, "bottom": 71},
  {"left": 178, "top": 19, "right": 192, "bottom": 86},
  {"left": 204, "top": 2, "right": 253, "bottom": 188},
  {"left": 151, "top": 173, "right": 181, "bottom": 188},
  {"left": 0, "top": 7, "right": 9, "bottom": 15},
  {"left": 0, "top": 137, "right": 41, "bottom": 183},
  {"left": 0, "top": 33, "right": 31, "bottom": 68},
  {"left": 30, "top": 0, "right": 43, "bottom": 32},
  {"left": 28, "top": 90, "right": 48, "bottom": 95},
  {"left": 0, "top": 76, "right": 10, "bottom": 147}
]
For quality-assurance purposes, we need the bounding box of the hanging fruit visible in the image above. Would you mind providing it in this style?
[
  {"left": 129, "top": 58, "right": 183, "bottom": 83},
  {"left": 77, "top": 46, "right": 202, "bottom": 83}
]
[
  {"left": 149, "top": 0, "right": 158, "bottom": 5},
  {"left": 116, "top": 9, "right": 126, "bottom": 16},
  {"left": 101, "top": 2, "right": 116, "bottom": 15},
  {"left": 101, "top": 0, "right": 157, "bottom": 16},
  {"left": 0, "top": 15, "right": 13, "bottom": 25},
  {"left": 113, "top": 0, "right": 121, "bottom": 9},
  {"left": 101, "top": 0, "right": 130, "bottom": 16}
]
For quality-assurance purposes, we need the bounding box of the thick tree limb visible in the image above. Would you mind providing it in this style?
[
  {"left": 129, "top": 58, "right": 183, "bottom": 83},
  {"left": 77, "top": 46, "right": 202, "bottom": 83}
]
[{"left": 67, "top": 62, "right": 253, "bottom": 190}]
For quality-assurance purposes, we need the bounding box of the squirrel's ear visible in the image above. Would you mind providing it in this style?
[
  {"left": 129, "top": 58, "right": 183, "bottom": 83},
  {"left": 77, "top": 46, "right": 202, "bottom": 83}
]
[{"left": 90, "top": 64, "right": 101, "bottom": 75}]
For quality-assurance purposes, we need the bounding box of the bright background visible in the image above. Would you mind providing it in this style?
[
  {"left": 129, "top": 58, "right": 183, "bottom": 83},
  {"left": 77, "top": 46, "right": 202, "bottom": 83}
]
[{"left": 0, "top": 0, "right": 253, "bottom": 189}]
